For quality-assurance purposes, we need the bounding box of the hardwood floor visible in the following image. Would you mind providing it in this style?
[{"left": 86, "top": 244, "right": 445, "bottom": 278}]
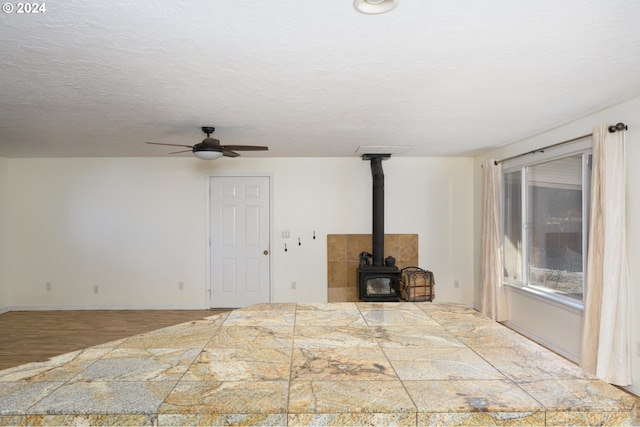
[{"left": 0, "top": 309, "right": 228, "bottom": 371}]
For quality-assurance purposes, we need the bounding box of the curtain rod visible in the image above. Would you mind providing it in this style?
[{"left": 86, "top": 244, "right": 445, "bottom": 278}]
[{"left": 493, "top": 122, "right": 628, "bottom": 165}]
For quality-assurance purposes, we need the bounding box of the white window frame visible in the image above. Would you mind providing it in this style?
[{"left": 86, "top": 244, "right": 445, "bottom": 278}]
[{"left": 501, "top": 138, "right": 592, "bottom": 310}]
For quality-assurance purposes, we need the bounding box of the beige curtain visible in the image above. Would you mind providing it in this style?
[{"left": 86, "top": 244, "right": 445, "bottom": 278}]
[
  {"left": 480, "top": 159, "right": 508, "bottom": 322},
  {"left": 580, "top": 124, "right": 631, "bottom": 385}
]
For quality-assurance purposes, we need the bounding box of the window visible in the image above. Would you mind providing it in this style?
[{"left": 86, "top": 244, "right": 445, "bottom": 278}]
[{"left": 502, "top": 147, "right": 591, "bottom": 305}]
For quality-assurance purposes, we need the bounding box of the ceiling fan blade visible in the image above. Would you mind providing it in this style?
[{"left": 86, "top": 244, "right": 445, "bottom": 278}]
[
  {"left": 146, "top": 141, "right": 194, "bottom": 148},
  {"left": 221, "top": 145, "right": 268, "bottom": 151},
  {"left": 168, "top": 149, "right": 193, "bottom": 154},
  {"left": 223, "top": 150, "right": 240, "bottom": 157}
]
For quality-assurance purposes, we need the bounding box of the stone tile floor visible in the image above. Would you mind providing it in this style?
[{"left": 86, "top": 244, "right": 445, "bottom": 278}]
[{"left": 0, "top": 302, "right": 636, "bottom": 426}]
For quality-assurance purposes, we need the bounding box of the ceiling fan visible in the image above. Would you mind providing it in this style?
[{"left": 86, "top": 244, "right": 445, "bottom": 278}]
[{"left": 146, "top": 126, "right": 268, "bottom": 160}]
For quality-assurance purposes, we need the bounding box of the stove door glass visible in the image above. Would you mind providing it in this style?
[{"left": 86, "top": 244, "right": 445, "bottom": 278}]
[{"left": 366, "top": 277, "right": 396, "bottom": 295}]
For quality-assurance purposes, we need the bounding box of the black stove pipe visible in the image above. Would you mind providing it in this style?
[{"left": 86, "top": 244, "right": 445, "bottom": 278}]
[{"left": 370, "top": 155, "right": 387, "bottom": 267}]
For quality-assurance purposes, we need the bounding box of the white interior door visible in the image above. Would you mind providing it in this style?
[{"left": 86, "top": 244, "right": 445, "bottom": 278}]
[{"left": 210, "top": 176, "right": 271, "bottom": 308}]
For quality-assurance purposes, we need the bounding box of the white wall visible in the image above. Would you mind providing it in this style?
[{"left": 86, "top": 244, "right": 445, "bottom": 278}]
[
  {"left": 504, "top": 287, "right": 583, "bottom": 361},
  {"left": 473, "top": 95, "right": 640, "bottom": 395},
  {"left": 0, "top": 157, "right": 8, "bottom": 313},
  {"left": 6, "top": 158, "right": 208, "bottom": 309},
  {"left": 3, "top": 156, "right": 475, "bottom": 309}
]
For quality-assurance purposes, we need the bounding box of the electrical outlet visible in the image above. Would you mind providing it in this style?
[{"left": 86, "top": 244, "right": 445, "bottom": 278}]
[
  {"left": 93, "top": 285, "right": 99, "bottom": 294},
  {"left": 46, "top": 282, "right": 52, "bottom": 291},
  {"left": 282, "top": 230, "right": 290, "bottom": 239},
  {"left": 178, "top": 281, "right": 184, "bottom": 290},
  {"left": 291, "top": 281, "right": 297, "bottom": 290},
  {"left": 454, "top": 280, "right": 460, "bottom": 289},
  {"left": 637, "top": 341, "right": 640, "bottom": 357}
]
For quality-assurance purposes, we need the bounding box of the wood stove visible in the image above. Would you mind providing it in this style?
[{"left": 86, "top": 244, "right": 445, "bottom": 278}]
[
  {"left": 358, "top": 265, "right": 401, "bottom": 301},
  {"left": 358, "top": 154, "right": 402, "bottom": 302}
]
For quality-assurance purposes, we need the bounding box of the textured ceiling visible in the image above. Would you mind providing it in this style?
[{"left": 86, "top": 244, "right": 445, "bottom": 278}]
[{"left": 1, "top": 0, "right": 640, "bottom": 158}]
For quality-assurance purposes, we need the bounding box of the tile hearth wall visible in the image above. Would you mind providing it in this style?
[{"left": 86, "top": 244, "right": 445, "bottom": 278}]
[{"left": 327, "top": 234, "right": 418, "bottom": 302}]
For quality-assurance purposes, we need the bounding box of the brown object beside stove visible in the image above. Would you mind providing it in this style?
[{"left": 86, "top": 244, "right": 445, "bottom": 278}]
[{"left": 400, "top": 267, "right": 435, "bottom": 302}]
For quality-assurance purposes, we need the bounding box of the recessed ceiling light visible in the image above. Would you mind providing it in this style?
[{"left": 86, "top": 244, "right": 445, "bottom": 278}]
[{"left": 353, "top": 0, "right": 398, "bottom": 14}]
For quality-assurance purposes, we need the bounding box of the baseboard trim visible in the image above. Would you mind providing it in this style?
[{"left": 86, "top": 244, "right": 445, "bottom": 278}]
[
  {"left": 502, "top": 320, "right": 580, "bottom": 363},
  {"left": 6, "top": 304, "right": 210, "bottom": 311},
  {"left": 0, "top": 307, "right": 9, "bottom": 315},
  {"left": 503, "top": 321, "right": 640, "bottom": 395},
  {"left": 622, "top": 383, "right": 640, "bottom": 398}
]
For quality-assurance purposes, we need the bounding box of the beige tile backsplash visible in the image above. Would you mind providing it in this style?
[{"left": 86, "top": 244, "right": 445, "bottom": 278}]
[{"left": 327, "top": 234, "right": 418, "bottom": 302}]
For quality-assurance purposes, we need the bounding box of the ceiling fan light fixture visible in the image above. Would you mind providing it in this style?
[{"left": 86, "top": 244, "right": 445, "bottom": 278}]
[
  {"left": 193, "top": 150, "right": 224, "bottom": 160},
  {"left": 145, "top": 125, "right": 267, "bottom": 159},
  {"left": 353, "top": 0, "right": 398, "bottom": 14}
]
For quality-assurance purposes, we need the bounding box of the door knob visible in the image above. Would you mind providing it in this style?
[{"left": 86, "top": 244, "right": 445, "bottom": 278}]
[{"left": 263, "top": 250, "right": 269, "bottom": 255}]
